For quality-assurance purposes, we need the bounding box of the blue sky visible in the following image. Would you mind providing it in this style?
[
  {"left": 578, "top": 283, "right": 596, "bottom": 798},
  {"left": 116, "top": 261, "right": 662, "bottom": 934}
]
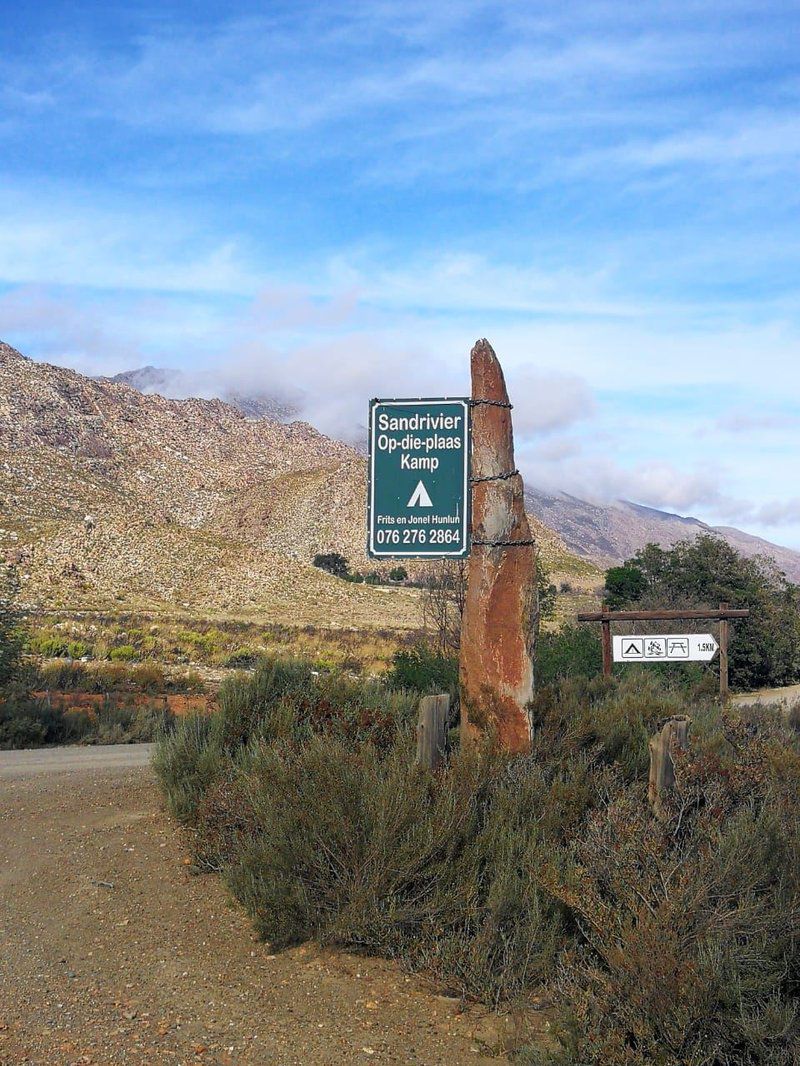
[{"left": 1, "top": 1, "right": 800, "bottom": 547}]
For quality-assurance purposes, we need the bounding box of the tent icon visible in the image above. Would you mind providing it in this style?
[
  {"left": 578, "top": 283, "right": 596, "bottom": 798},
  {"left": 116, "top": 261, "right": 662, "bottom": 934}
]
[
  {"left": 407, "top": 480, "right": 433, "bottom": 508},
  {"left": 622, "top": 639, "right": 643, "bottom": 658}
]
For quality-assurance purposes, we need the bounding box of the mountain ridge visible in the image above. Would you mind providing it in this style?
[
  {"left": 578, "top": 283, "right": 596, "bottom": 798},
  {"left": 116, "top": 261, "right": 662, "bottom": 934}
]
[
  {"left": 525, "top": 487, "right": 800, "bottom": 582},
  {"left": 2, "top": 343, "right": 798, "bottom": 627},
  {"left": 106, "top": 360, "right": 800, "bottom": 580},
  {"left": 96, "top": 364, "right": 296, "bottom": 421},
  {"left": 0, "top": 342, "right": 412, "bottom": 625}
]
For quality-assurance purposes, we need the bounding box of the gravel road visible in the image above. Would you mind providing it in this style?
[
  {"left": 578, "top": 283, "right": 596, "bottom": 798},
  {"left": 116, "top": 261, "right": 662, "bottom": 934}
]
[
  {"left": 0, "top": 745, "right": 520, "bottom": 1065},
  {"left": 0, "top": 744, "right": 155, "bottom": 778},
  {"left": 732, "top": 684, "right": 800, "bottom": 712}
]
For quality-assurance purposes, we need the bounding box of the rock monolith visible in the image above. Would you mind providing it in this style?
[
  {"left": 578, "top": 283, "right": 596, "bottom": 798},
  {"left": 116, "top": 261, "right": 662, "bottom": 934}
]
[{"left": 459, "top": 339, "right": 537, "bottom": 752}]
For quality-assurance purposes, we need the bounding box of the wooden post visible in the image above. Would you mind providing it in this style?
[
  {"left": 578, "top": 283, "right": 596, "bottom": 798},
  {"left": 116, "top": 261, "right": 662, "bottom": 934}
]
[
  {"left": 416, "top": 694, "right": 450, "bottom": 771},
  {"left": 601, "top": 611, "right": 612, "bottom": 679},
  {"left": 648, "top": 716, "right": 690, "bottom": 821},
  {"left": 718, "top": 602, "right": 730, "bottom": 701}
]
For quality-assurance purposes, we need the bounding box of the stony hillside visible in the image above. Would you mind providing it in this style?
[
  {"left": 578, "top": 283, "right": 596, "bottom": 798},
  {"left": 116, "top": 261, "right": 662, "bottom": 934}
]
[
  {"left": 7, "top": 342, "right": 795, "bottom": 632},
  {"left": 114, "top": 361, "right": 800, "bottom": 585},
  {"left": 527, "top": 489, "right": 800, "bottom": 582},
  {"left": 98, "top": 365, "right": 296, "bottom": 421},
  {"left": 0, "top": 342, "right": 418, "bottom": 626},
  {"left": 1, "top": 342, "right": 602, "bottom": 626}
]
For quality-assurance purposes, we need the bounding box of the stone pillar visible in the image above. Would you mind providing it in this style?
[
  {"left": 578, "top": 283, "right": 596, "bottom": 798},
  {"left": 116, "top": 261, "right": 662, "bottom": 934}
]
[{"left": 459, "top": 339, "right": 537, "bottom": 752}]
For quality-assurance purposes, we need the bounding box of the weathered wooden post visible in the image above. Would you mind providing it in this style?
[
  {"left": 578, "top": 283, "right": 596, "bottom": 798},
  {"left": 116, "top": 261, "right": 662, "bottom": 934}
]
[
  {"left": 601, "top": 608, "right": 613, "bottom": 679},
  {"left": 719, "top": 601, "right": 730, "bottom": 701},
  {"left": 415, "top": 694, "right": 450, "bottom": 771},
  {"left": 459, "top": 339, "right": 537, "bottom": 753},
  {"left": 648, "top": 715, "right": 690, "bottom": 821}
]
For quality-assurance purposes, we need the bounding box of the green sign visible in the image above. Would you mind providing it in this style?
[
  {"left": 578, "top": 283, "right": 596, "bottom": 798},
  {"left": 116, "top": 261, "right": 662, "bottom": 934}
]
[{"left": 368, "top": 398, "right": 471, "bottom": 558}]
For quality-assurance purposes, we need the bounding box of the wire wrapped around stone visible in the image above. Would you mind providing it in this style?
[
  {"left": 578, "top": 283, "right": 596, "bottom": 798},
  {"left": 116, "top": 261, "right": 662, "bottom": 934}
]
[
  {"left": 469, "top": 398, "right": 513, "bottom": 409},
  {"left": 470, "top": 538, "right": 536, "bottom": 547},
  {"left": 470, "top": 468, "right": 519, "bottom": 484}
]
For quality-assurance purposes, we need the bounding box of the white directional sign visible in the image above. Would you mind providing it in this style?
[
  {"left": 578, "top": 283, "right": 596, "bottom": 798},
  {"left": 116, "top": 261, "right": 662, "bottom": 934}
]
[{"left": 613, "top": 634, "right": 719, "bottom": 663}]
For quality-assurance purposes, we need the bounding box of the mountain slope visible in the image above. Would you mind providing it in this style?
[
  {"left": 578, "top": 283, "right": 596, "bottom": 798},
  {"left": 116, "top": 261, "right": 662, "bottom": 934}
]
[
  {"left": 98, "top": 365, "right": 296, "bottom": 420},
  {"left": 3, "top": 343, "right": 796, "bottom": 627},
  {"left": 109, "top": 359, "right": 800, "bottom": 582},
  {"left": 526, "top": 489, "right": 800, "bottom": 582},
  {"left": 0, "top": 343, "right": 415, "bottom": 625}
]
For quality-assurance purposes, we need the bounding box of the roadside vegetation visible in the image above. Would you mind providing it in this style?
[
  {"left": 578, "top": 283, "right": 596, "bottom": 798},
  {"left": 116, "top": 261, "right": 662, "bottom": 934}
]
[
  {"left": 605, "top": 535, "right": 800, "bottom": 690},
  {"left": 0, "top": 571, "right": 180, "bottom": 748},
  {"left": 25, "top": 613, "right": 412, "bottom": 675},
  {"left": 156, "top": 657, "right": 800, "bottom": 1064}
]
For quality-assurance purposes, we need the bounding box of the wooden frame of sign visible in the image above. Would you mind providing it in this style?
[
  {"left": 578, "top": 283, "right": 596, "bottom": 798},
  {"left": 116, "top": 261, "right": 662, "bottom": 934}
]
[{"left": 576, "top": 603, "right": 750, "bottom": 699}]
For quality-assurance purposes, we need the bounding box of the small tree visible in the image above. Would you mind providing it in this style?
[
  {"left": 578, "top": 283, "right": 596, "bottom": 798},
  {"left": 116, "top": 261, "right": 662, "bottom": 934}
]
[
  {"left": 0, "top": 568, "right": 23, "bottom": 689},
  {"left": 312, "top": 552, "right": 350, "bottom": 579},
  {"left": 389, "top": 566, "right": 408, "bottom": 583},
  {"left": 422, "top": 552, "right": 553, "bottom": 654},
  {"left": 421, "top": 560, "right": 467, "bottom": 656},
  {"left": 604, "top": 563, "right": 648, "bottom": 610},
  {"left": 605, "top": 535, "right": 800, "bottom": 690}
]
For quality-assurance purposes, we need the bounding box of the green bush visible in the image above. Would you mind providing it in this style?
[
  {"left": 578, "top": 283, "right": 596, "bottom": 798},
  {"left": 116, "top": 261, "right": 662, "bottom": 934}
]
[
  {"left": 0, "top": 586, "right": 23, "bottom": 688},
  {"left": 32, "top": 658, "right": 204, "bottom": 696},
  {"left": 152, "top": 712, "right": 218, "bottom": 822},
  {"left": 604, "top": 535, "right": 800, "bottom": 690},
  {"left": 312, "top": 552, "right": 350, "bottom": 579},
  {"left": 386, "top": 644, "right": 458, "bottom": 693},
  {"left": 89, "top": 701, "right": 175, "bottom": 745},
  {"left": 156, "top": 667, "right": 800, "bottom": 1061},
  {"left": 223, "top": 648, "right": 261, "bottom": 669},
  {"left": 0, "top": 692, "right": 175, "bottom": 749},
  {"left": 128, "top": 663, "right": 166, "bottom": 693},
  {"left": 525, "top": 716, "right": 800, "bottom": 1064},
  {"left": 0, "top": 696, "right": 55, "bottom": 748},
  {"left": 109, "top": 644, "right": 139, "bottom": 662},
  {"left": 28, "top": 635, "right": 90, "bottom": 659},
  {"left": 536, "top": 625, "right": 602, "bottom": 685},
  {"left": 28, "top": 635, "right": 71, "bottom": 658},
  {"left": 37, "top": 659, "right": 88, "bottom": 690},
  {"left": 226, "top": 738, "right": 566, "bottom": 1000}
]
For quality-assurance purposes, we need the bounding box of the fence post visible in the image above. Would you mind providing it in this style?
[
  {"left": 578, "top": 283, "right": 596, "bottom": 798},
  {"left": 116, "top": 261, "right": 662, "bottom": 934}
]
[
  {"left": 719, "top": 601, "right": 730, "bottom": 701},
  {"left": 648, "top": 715, "right": 691, "bottom": 821},
  {"left": 601, "top": 610, "right": 613, "bottom": 678},
  {"left": 416, "top": 694, "right": 450, "bottom": 771}
]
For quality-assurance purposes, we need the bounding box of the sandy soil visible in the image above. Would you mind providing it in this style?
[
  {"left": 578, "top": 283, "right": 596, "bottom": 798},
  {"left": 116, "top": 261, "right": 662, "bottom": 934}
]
[
  {"left": 732, "top": 684, "right": 800, "bottom": 712},
  {"left": 0, "top": 746, "right": 525, "bottom": 1065}
]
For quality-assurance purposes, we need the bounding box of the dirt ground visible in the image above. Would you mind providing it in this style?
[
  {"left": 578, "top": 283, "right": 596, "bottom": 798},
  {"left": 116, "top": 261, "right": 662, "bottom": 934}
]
[
  {"left": 732, "top": 683, "right": 800, "bottom": 713},
  {"left": 0, "top": 746, "right": 533, "bottom": 1066}
]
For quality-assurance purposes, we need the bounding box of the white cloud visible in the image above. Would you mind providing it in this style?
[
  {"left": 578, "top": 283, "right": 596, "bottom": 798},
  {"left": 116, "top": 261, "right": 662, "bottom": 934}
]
[
  {"left": 507, "top": 368, "right": 595, "bottom": 434},
  {"left": 0, "top": 187, "right": 256, "bottom": 295},
  {"left": 714, "top": 409, "right": 800, "bottom": 433},
  {"left": 519, "top": 448, "right": 733, "bottom": 511},
  {"left": 751, "top": 500, "right": 800, "bottom": 526}
]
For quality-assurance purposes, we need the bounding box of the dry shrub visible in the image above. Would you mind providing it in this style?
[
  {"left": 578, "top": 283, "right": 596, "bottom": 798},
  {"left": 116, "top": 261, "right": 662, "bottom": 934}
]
[
  {"left": 528, "top": 709, "right": 800, "bottom": 1065},
  {"left": 224, "top": 737, "right": 569, "bottom": 1001},
  {"left": 155, "top": 666, "right": 800, "bottom": 1061}
]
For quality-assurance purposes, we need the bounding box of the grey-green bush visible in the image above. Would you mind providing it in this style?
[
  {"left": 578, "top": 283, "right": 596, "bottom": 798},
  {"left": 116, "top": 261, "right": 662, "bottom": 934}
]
[{"left": 155, "top": 662, "right": 800, "bottom": 1062}]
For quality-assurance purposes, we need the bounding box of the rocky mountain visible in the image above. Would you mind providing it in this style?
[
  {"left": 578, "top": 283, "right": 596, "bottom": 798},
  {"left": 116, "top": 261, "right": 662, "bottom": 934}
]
[
  {"left": 526, "top": 490, "right": 800, "bottom": 583},
  {"left": 2, "top": 342, "right": 797, "bottom": 627},
  {"left": 107, "top": 359, "right": 800, "bottom": 583},
  {"left": 1, "top": 342, "right": 599, "bottom": 624},
  {"left": 98, "top": 365, "right": 296, "bottom": 421},
  {"left": 0, "top": 342, "right": 417, "bottom": 626}
]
